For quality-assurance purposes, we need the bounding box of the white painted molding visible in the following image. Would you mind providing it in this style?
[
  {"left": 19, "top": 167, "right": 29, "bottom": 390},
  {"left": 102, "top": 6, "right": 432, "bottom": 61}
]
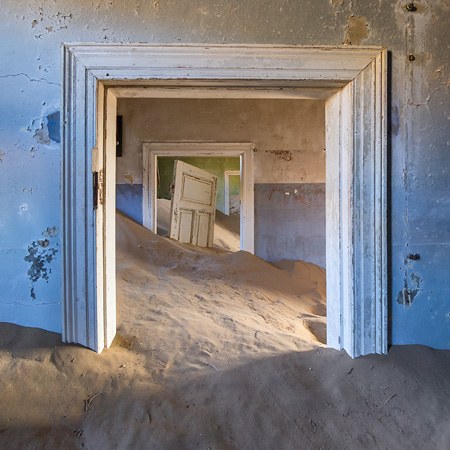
[
  {"left": 65, "top": 43, "right": 383, "bottom": 82},
  {"left": 62, "top": 44, "right": 387, "bottom": 357},
  {"left": 109, "top": 86, "right": 339, "bottom": 100},
  {"left": 142, "top": 143, "right": 254, "bottom": 253}
]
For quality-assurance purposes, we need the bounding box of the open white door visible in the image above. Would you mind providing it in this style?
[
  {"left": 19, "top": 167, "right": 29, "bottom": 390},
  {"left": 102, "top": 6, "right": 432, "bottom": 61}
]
[
  {"left": 169, "top": 160, "right": 218, "bottom": 247},
  {"left": 93, "top": 86, "right": 117, "bottom": 351}
]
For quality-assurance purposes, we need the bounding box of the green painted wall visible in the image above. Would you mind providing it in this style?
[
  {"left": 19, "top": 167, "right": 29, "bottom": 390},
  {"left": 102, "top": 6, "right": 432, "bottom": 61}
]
[{"left": 157, "top": 157, "right": 240, "bottom": 214}]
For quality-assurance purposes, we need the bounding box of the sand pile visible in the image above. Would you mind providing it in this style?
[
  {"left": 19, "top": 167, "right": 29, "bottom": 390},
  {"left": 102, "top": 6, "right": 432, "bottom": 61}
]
[{"left": 0, "top": 213, "right": 449, "bottom": 449}]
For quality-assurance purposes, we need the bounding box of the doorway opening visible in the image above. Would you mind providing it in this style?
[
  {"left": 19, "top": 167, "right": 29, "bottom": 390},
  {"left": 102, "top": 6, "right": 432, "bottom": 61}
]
[
  {"left": 224, "top": 170, "right": 240, "bottom": 217},
  {"left": 62, "top": 44, "right": 387, "bottom": 358},
  {"left": 140, "top": 141, "right": 255, "bottom": 253},
  {"left": 114, "top": 96, "right": 328, "bottom": 350}
]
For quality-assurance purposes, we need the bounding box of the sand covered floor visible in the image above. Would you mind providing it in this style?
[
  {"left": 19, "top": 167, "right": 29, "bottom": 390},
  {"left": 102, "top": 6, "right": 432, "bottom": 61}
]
[{"left": 1, "top": 213, "right": 450, "bottom": 449}]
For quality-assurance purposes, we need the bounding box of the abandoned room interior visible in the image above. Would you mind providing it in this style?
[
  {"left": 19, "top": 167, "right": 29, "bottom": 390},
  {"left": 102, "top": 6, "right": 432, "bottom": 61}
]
[{"left": 0, "top": 1, "right": 449, "bottom": 448}]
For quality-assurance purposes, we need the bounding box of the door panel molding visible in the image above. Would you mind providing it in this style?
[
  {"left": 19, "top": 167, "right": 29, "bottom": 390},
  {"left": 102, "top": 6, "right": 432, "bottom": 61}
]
[
  {"left": 62, "top": 44, "right": 387, "bottom": 357},
  {"left": 169, "top": 160, "right": 218, "bottom": 248}
]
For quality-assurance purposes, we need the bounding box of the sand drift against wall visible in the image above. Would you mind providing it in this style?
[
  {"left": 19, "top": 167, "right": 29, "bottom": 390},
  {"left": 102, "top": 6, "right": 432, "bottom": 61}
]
[
  {"left": 117, "top": 210, "right": 327, "bottom": 359},
  {"left": 0, "top": 214, "right": 449, "bottom": 449}
]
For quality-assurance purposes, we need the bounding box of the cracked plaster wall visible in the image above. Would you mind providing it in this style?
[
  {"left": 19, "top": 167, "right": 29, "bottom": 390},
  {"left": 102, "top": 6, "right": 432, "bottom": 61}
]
[{"left": 0, "top": 0, "right": 448, "bottom": 348}]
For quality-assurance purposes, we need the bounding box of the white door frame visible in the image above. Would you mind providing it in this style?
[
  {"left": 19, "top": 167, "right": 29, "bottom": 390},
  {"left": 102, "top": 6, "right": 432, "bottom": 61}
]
[
  {"left": 62, "top": 44, "right": 387, "bottom": 357},
  {"left": 142, "top": 142, "right": 254, "bottom": 252},
  {"left": 224, "top": 170, "right": 241, "bottom": 216}
]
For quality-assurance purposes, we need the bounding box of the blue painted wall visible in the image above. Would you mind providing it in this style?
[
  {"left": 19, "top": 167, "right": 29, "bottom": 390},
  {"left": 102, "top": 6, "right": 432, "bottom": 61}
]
[
  {"left": 116, "top": 184, "right": 143, "bottom": 224},
  {"left": 0, "top": 0, "right": 449, "bottom": 349},
  {"left": 255, "top": 183, "right": 326, "bottom": 268}
]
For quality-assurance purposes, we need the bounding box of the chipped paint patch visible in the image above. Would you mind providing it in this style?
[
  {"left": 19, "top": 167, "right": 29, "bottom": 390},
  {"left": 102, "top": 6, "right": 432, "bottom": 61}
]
[
  {"left": 43, "top": 226, "right": 57, "bottom": 237},
  {"left": 46, "top": 111, "right": 60, "bottom": 143},
  {"left": 24, "top": 227, "right": 58, "bottom": 300},
  {"left": 33, "top": 123, "right": 51, "bottom": 144},
  {"left": 29, "top": 110, "right": 60, "bottom": 145},
  {"left": 344, "top": 15, "right": 369, "bottom": 45},
  {"left": 124, "top": 171, "right": 135, "bottom": 184},
  {"left": 265, "top": 150, "right": 293, "bottom": 161},
  {"left": 397, "top": 272, "right": 422, "bottom": 307}
]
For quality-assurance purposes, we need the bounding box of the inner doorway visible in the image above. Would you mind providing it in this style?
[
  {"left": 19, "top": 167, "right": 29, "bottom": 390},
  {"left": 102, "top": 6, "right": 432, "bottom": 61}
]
[
  {"left": 224, "top": 170, "right": 240, "bottom": 217},
  {"left": 62, "top": 44, "right": 387, "bottom": 358},
  {"left": 140, "top": 141, "right": 255, "bottom": 253}
]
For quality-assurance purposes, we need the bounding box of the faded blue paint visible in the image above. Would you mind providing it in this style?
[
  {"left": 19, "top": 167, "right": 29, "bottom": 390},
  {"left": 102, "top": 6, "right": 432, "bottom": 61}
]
[
  {"left": 0, "top": 0, "right": 448, "bottom": 349},
  {"left": 47, "top": 111, "right": 60, "bottom": 143},
  {"left": 255, "top": 183, "right": 325, "bottom": 267},
  {"left": 116, "top": 184, "right": 143, "bottom": 224}
]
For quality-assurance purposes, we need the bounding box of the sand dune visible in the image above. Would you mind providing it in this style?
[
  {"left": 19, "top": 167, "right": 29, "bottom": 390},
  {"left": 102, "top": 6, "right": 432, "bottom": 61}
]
[{"left": 0, "top": 213, "right": 449, "bottom": 449}]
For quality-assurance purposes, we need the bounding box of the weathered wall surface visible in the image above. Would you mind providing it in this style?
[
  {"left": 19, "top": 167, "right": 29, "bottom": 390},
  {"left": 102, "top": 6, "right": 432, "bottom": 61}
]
[
  {"left": 0, "top": 0, "right": 449, "bottom": 348},
  {"left": 116, "top": 98, "right": 325, "bottom": 185},
  {"left": 255, "top": 183, "right": 326, "bottom": 266},
  {"left": 116, "top": 98, "right": 326, "bottom": 266}
]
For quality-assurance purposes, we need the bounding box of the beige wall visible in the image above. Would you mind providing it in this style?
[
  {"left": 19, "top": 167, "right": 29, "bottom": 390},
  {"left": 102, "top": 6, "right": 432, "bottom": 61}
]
[{"left": 116, "top": 98, "right": 325, "bottom": 185}]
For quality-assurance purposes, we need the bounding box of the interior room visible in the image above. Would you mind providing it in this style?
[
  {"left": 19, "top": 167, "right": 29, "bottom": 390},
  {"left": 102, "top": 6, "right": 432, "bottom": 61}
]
[
  {"left": 113, "top": 97, "right": 327, "bottom": 351},
  {"left": 116, "top": 97, "right": 326, "bottom": 266}
]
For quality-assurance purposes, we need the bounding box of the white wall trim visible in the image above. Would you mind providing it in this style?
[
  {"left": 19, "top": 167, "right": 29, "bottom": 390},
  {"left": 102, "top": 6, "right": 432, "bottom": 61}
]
[
  {"left": 142, "top": 142, "right": 254, "bottom": 253},
  {"left": 62, "top": 44, "right": 387, "bottom": 357}
]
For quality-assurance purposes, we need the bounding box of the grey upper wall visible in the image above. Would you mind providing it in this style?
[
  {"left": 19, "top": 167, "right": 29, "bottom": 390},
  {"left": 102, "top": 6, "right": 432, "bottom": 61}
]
[
  {"left": 116, "top": 98, "right": 325, "bottom": 184},
  {"left": 0, "top": 0, "right": 449, "bottom": 348},
  {"left": 116, "top": 98, "right": 326, "bottom": 266}
]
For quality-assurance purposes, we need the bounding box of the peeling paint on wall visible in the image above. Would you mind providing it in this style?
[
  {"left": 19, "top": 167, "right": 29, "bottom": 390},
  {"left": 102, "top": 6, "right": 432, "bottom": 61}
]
[
  {"left": 29, "top": 7, "right": 72, "bottom": 39},
  {"left": 265, "top": 150, "right": 293, "bottom": 162},
  {"left": 30, "top": 110, "right": 61, "bottom": 145},
  {"left": 46, "top": 111, "right": 60, "bottom": 143},
  {"left": 344, "top": 15, "right": 369, "bottom": 45},
  {"left": 397, "top": 271, "right": 422, "bottom": 307},
  {"left": 24, "top": 227, "right": 58, "bottom": 300}
]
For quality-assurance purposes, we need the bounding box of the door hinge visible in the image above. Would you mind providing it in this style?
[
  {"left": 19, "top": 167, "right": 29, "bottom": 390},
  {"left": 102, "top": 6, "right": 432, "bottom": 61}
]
[{"left": 93, "top": 170, "right": 104, "bottom": 210}]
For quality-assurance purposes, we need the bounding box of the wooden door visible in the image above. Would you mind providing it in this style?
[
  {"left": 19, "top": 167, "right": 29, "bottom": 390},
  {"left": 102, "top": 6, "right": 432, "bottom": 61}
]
[
  {"left": 94, "top": 87, "right": 117, "bottom": 350},
  {"left": 169, "top": 160, "right": 217, "bottom": 247}
]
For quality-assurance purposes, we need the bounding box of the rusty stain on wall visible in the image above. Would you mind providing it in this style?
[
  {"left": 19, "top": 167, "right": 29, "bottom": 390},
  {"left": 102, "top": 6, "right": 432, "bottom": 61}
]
[
  {"left": 30, "top": 7, "right": 72, "bottom": 38},
  {"left": 124, "top": 171, "right": 135, "bottom": 184},
  {"left": 344, "top": 15, "right": 369, "bottom": 45},
  {"left": 33, "top": 123, "right": 51, "bottom": 144}
]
